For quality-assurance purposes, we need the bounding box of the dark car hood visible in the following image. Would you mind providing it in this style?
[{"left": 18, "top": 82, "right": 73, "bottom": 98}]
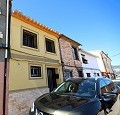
[{"left": 35, "top": 93, "right": 101, "bottom": 115}]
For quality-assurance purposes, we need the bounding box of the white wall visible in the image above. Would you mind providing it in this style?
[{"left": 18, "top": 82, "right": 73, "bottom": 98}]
[
  {"left": 83, "top": 69, "right": 101, "bottom": 78},
  {"left": 79, "top": 50, "right": 101, "bottom": 77},
  {"left": 89, "top": 51, "right": 106, "bottom": 72}
]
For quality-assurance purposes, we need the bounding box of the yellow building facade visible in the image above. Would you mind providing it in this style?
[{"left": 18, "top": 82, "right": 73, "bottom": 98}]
[{"left": 9, "top": 10, "right": 63, "bottom": 115}]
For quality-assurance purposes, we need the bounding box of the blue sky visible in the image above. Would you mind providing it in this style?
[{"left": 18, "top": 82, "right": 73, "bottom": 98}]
[{"left": 12, "top": 0, "right": 120, "bottom": 66}]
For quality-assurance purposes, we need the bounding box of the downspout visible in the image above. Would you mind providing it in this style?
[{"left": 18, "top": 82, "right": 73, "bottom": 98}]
[{"left": 3, "top": 0, "right": 11, "bottom": 114}]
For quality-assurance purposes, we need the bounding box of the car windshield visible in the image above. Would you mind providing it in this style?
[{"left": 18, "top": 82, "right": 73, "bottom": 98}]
[{"left": 54, "top": 79, "right": 96, "bottom": 98}]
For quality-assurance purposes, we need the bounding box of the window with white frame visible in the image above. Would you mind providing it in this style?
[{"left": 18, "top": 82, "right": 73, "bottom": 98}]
[{"left": 30, "top": 66, "right": 41, "bottom": 78}]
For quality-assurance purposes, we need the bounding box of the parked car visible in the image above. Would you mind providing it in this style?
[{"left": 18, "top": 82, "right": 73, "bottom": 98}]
[
  {"left": 112, "top": 79, "right": 120, "bottom": 87},
  {"left": 29, "top": 77, "right": 120, "bottom": 115}
]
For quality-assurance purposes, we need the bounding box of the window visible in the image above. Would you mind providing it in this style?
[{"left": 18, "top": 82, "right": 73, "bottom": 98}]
[
  {"left": 23, "top": 29, "right": 37, "bottom": 49},
  {"left": 86, "top": 73, "right": 91, "bottom": 77},
  {"left": 104, "top": 79, "right": 115, "bottom": 91},
  {"left": 100, "top": 80, "right": 106, "bottom": 88},
  {"left": 94, "top": 73, "right": 96, "bottom": 77},
  {"left": 30, "top": 66, "right": 41, "bottom": 78},
  {"left": 97, "top": 73, "right": 100, "bottom": 76},
  {"left": 45, "top": 38, "right": 55, "bottom": 53},
  {"left": 81, "top": 54, "right": 88, "bottom": 64},
  {"left": 54, "top": 80, "right": 96, "bottom": 98},
  {"left": 100, "top": 80, "right": 109, "bottom": 94},
  {"left": 78, "top": 70, "right": 84, "bottom": 77},
  {"left": 64, "top": 70, "right": 72, "bottom": 78},
  {"left": 72, "top": 47, "right": 79, "bottom": 60}
]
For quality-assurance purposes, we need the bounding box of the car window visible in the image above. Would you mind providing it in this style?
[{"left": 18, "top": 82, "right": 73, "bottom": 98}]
[
  {"left": 54, "top": 81, "right": 76, "bottom": 94},
  {"left": 100, "top": 80, "right": 109, "bottom": 94},
  {"left": 104, "top": 79, "right": 116, "bottom": 92},
  {"left": 54, "top": 79, "right": 96, "bottom": 98},
  {"left": 100, "top": 80, "right": 106, "bottom": 88},
  {"left": 104, "top": 79, "right": 111, "bottom": 85},
  {"left": 76, "top": 80, "right": 96, "bottom": 97}
]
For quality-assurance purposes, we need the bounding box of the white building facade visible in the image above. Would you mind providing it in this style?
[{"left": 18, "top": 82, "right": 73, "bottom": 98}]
[
  {"left": 79, "top": 49, "right": 101, "bottom": 78},
  {"left": 89, "top": 50, "right": 115, "bottom": 79}
]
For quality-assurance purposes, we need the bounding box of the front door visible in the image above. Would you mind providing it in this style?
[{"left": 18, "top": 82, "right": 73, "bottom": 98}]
[{"left": 47, "top": 68, "right": 57, "bottom": 92}]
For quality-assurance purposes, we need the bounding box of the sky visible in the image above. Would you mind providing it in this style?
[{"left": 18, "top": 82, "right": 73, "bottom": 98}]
[{"left": 12, "top": 0, "right": 120, "bottom": 66}]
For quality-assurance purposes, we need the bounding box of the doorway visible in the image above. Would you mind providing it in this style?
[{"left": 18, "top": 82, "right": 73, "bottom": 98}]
[{"left": 47, "top": 68, "right": 57, "bottom": 92}]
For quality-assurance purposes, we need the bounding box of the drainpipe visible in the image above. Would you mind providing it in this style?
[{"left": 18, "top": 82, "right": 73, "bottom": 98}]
[{"left": 3, "top": 0, "right": 11, "bottom": 115}]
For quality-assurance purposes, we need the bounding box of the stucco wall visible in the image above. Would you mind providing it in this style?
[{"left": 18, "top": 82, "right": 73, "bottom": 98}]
[
  {"left": 11, "top": 17, "right": 61, "bottom": 62},
  {"left": 79, "top": 51, "right": 99, "bottom": 69},
  {"left": 79, "top": 50, "right": 102, "bottom": 77},
  {"left": 9, "top": 16, "right": 63, "bottom": 91},
  {"left": 9, "top": 59, "right": 62, "bottom": 91},
  {"left": 82, "top": 69, "right": 101, "bottom": 78}
]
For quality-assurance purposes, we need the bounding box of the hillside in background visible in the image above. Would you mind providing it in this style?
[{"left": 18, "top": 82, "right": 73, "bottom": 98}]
[{"left": 112, "top": 65, "right": 120, "bottom": 77}]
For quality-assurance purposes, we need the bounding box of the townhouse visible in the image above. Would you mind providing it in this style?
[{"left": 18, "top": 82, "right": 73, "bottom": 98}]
[
  {"left": 89, "top": 50, "right": 115, "bottom": 79},
  {"left": 9, "top": 10, "right": 63, "bottom": 115},
  {"left": 5, "top": 9, "right": 115, "bottom": 115},
  {"left": 59, "top": 34, "right": 83, "bottom": 80},
  {"left": 79, "top": 49, "right": 101, "bottom": 77}
]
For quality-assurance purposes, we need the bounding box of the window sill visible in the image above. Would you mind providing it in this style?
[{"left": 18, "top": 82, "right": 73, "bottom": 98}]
[
  {"left": 21, "top": 45, "right": 39, "bottom": 51},
  {"left": 29, "top": 77, "right": 43, "bottom": 80},
  {"left": 45, "top": 51, "right": 57, "bottom": 56}
]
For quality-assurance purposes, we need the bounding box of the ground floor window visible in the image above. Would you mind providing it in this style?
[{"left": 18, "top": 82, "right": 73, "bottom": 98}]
[
  {"left": 30, "top": 66, "right": 41, "bottom": 78},
  {"left": 64, "top": 70, "right": 73, "bottom": 78},
  {"left": 78, "top": 70, "right": 84, "bottom": 77},
  {"left": 97, "top": 73, "right": 100, "bottom": 76},
  {"left": 94, "top": 73, "right": 96, "bottom": 77},
  {"left": 86, "top": 73, "right": 91, "bottom": 77}
]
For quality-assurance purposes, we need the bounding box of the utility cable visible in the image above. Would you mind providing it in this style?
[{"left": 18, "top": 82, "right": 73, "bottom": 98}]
[{"left": 110, "top": 53, "right": 120, "bottom": 58}]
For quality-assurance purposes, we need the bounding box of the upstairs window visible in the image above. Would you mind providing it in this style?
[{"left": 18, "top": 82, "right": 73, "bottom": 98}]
[
  {"left": 45, "top": 38, "right": 55, "bottom": 53},
  {"left": 30, "top": 66, "right": 41, "bottom": 78},
  {"left": 23, "top": 29, "right": 37, "bottom": 49},
  {"left": 81, "top": 54, "right": 88, "bottom": 64},
  {"left": 72, "top": 47, "right": 79, "bottom": 60}
]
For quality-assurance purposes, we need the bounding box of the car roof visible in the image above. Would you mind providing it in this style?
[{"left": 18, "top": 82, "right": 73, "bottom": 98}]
[{"left": 66, "top": 76, "right": 109, "bottom": 84}]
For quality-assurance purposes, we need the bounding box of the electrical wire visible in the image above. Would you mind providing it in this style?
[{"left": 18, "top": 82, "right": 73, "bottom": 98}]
[{"left": 110, "top": 53, "right": 120, "bottom": 58}]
